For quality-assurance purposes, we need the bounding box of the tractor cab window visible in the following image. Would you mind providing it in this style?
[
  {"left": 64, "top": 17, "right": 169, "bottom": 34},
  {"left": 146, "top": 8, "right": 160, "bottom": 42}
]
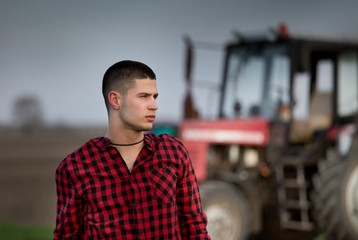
[
  {"left": 338, "top": 52, "right": 358, "bottom": 117},
  {"left": 221, "top": 45, "right": 290, "bottom": 120},
  {"left": 222, "top": 51, "right": 264, "bottom": 118},
  {"left": 263, "top": 54, "right": 290, "bottom": 120}
]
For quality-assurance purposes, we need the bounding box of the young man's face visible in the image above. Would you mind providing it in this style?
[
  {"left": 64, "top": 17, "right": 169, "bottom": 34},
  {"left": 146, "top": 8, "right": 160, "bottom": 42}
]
[{"left": 119, "top": 78, "right": 158, "bottom": 132}]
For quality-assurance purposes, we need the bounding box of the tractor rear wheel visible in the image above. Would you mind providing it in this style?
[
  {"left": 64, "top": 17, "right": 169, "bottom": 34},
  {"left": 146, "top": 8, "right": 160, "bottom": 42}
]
[
  {"left": 312, "top": 151, "right": 358, "bottom": 240},
  {"left": 199, "top": 181, "right": 251, "bottom": 240}
]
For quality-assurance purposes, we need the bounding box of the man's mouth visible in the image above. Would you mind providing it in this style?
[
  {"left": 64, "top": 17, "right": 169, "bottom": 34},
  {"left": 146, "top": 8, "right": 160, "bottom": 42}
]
[{"left": 146, "top": 115, "right": 156, "bottom": 122}]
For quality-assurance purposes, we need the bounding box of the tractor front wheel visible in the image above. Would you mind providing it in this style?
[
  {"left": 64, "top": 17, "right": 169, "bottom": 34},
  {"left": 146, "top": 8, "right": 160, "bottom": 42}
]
[{"left": 199, "top": 181, "right": 251, "bottom": 240}]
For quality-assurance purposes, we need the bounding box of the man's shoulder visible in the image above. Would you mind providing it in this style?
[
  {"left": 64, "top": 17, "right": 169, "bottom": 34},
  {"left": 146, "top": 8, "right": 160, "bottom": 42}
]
[{"left": 58, "top": 137, "right": 104, "bottom": 168}]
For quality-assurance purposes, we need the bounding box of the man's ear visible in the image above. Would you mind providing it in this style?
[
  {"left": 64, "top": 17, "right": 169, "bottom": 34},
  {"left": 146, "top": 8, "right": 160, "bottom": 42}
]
[{"left": 108, "top": 91, "right": 121, "bottom": 110}]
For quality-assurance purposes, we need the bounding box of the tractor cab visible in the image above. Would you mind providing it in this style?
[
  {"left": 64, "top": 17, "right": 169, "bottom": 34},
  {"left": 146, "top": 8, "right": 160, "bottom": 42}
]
[{"left": 220, "top": 30, "right": 358, "bottom": 145}]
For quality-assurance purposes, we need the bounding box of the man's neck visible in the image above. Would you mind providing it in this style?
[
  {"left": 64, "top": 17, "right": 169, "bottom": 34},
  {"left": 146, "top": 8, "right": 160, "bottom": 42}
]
[
  {"left": 106, "top": 123, "right": 145, "bottom": 172},
  {"left": 105, "top": 122, "right": 145, "bottom": 146}
]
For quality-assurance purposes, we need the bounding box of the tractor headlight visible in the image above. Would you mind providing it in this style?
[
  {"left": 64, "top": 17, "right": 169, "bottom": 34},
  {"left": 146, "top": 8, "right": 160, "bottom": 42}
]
[{"left": 243, "top": 148, "right": 259, "bottom": 168}]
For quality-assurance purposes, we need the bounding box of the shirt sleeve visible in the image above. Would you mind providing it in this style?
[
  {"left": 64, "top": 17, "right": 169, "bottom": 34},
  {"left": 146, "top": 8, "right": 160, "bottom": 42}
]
[
  {"left": 176, "top": 143, "right": 211, "bottom": 240},
  {"left": 54, "top": 159, "right": 84, "bottom": 240}
]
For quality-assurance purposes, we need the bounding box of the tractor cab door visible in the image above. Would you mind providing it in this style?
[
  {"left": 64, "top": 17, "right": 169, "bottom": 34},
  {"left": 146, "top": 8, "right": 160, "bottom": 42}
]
[
  {"left": 290, "top": 53, "right": 335, "bottom": 142},
  {"left": 290, "top": 49, "right": 358, "bottom": 144}
]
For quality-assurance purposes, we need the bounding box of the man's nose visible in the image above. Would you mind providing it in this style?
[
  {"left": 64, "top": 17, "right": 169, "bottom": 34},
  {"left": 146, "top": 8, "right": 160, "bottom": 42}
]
[{"left": 149, "top": 98, "right": 158, "bottom": 110}]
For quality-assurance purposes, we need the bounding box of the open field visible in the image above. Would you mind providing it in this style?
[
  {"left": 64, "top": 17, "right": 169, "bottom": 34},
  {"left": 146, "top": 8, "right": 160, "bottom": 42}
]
[{"left": 0, "top": 127, "right": 323, "bottom": 239}]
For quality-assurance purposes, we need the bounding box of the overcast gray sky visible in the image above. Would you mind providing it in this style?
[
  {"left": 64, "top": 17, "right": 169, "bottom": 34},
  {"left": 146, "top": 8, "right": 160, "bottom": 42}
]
[{"left": 1, "top": 0, "right": 358, "bottom": 127}]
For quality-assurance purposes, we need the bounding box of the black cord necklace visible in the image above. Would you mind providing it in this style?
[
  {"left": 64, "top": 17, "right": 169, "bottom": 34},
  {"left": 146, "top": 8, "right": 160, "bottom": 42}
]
[{"left": 110, "top": 138, "right": 144, "bottom": 147}]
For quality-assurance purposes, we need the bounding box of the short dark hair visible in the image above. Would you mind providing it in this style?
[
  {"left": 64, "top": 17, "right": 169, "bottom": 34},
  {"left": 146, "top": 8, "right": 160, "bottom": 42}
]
[{"left": 102, "top": 60, "right": 156, "bottom": 110}]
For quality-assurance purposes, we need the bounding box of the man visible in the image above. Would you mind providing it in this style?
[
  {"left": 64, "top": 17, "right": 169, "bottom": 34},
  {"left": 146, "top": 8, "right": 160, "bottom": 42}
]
[{"left": 54, "top": 60, "right": 210, "bottom": 239}]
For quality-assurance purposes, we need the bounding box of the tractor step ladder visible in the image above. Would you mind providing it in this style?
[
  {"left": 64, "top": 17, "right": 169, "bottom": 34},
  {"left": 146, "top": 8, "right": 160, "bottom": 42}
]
[{"left": 276, "top": 157, "right": 314, "bottom": 231}]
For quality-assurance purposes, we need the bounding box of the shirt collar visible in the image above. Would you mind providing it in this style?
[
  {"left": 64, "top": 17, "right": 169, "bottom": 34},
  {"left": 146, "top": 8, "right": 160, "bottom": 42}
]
[
  {"left": 143, "top": 134, "right": 154, "bottom": 152},
  {"left": 92, "top": 137, "right": 110, "bottom": 151}
]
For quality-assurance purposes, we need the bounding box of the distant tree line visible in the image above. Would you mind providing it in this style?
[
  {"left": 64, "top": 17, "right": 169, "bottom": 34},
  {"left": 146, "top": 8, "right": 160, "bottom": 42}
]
[{"left": 12, "top": 95, "right": 44, "bottom": 132}]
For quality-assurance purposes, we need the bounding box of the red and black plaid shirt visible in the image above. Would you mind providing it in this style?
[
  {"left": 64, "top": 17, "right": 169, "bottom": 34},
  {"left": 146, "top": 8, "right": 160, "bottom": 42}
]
[{"left": 54, "top": 133, "right": 210, "bottom": 239}]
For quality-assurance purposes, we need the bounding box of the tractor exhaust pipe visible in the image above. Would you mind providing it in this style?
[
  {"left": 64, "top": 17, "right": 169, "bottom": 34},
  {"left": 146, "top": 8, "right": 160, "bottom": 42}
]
[{"left": 183, "top": 36, "right": 199, "bottom": 119}]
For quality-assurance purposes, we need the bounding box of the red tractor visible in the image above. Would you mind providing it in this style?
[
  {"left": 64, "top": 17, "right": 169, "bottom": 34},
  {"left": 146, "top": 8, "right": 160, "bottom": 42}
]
[{"left": 179, "top": 25, "right": 358, "bottom": 240}]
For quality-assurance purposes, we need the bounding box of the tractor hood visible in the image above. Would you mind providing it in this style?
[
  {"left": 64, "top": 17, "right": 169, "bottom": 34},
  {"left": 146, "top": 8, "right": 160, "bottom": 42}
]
[{"left": 179, "top": 118, "right": 270, "bottom": 146}]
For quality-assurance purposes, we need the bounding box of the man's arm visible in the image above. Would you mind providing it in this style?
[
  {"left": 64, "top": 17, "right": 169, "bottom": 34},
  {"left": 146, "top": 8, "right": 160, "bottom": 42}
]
[
  {"left": 176, "top": 144, "right": 210, "bottom": 240},
  {"left": 54, "top": 160, "right": 84, "bottom": 239}
]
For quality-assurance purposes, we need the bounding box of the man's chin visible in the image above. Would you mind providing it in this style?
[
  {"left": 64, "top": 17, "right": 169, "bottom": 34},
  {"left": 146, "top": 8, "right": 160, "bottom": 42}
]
[{"left": 135, "top": 124, "right": 153, "bottom": 132}]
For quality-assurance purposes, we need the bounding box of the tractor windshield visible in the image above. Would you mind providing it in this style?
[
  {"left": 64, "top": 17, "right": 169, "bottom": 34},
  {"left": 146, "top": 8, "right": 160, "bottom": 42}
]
[{"left": 221, "top": 44, "right": 290, "bottom": 120}]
